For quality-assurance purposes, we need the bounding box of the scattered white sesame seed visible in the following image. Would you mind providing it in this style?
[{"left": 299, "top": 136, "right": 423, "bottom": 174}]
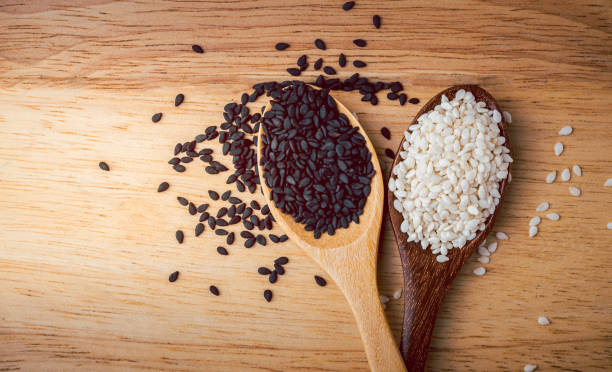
[
  {"left": 478, "top": 256, "right": 490, "bottom": 264},
  {"left": 496, "top": 232, "right": 508, "bottom": 240},
  {"left": 524, "top": 364, "right": 538, "bottom": 372},
  {"left": 436, "top": 255, "right": 449, "bottom": 263},
  {"left": 605, "top": 178, "right": 612, "bottom": 187},
  {"left": 546, "top": 213, "right": 560, "bottom": 221},
  {"left": 530, "top": 216, "right": 541, "bottom": 226},
  {"left": 554, "top": 142, "right": 564, "bottom": 156},
  {"left": 558, "top": 126, "right": 573, "bottom": 136},
  {"left": 478, "top": 246, "right": 490, "bottom": 257},
  {"left": 529, "top": 226, "right": 538, "bottom": 237},
  {"left": 546, "top": 171, "right": 557, "bottom": 184},
  {"left": 536, "top": 202, "right": 549, "bottom": 212},
  {"left": 572, "top": 165, "right": 582, "bottom": 176},
  {"left": 561, "top": 168, "right": 571, "bottom": 182},
  {"left": 607, "top": 222, "right": 612, "bottom": 230},
  {"left": 393, "top": 289, "right": 402, "bottom": 300},
  {"left": 380, "top": 295, "right": 390, "bottom": 304},
  {"left": 473, "top": 267, "right": 486, "bottom": 276},
  {"left": 503, "top": 111, "right": 512, "bottom": 123},
  {"left": 569, "top": 186, "right": 581, "bottom": 196},
  {"left": 538, "top": 316, "right": 550, "bottom": 325},
  {"left": 488, "top": 242, "right": 498, "bottom": 253}
]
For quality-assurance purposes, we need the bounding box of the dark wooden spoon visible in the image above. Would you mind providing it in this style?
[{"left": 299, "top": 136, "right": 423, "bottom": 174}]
[{"left": 387, "top": 85, "right": 511, "bottom": 372}]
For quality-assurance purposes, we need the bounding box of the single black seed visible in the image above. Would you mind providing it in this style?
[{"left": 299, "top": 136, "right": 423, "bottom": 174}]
[
  {"left": 195, "top": 223, "right": 204, "bottom": 236},
  {"left": 269, "top": 234, "right": 280, "bottom": 243},
  {"left": 314, "top": 58, "right": 323, "bottom": 70},
  {"left": 216, "top": 218, "right": 228, "bottom": 226},
  {"left": 200, "top": 212, "right": 209, "bottom": 222},
  {"left": 261, "top": 205, "right": 270, "bottom": 215},
  {"left": 399, "top": 94, "right": 408, "bottom": 106},
  {"left": 217, "top": 246, "right": 228, "bottom": 255},
  {"left": 339, "top": 53, "right": 346, "bottom": 67},
  {"left": 370, "top": 95, "right": 379, "bottom": 105},
  {"left": 297, "top": 54, "right": 307, "bottom": 67},
  {"left": 314, "top": 38, "right": 326, "bottom": 50},
  {"left": 241, "top": 231, "right": 254, "bottom": 239},
  {"left": 197, "top": 204, "right": 209, "bottom": 213},
  {"left": 387, "top": 92, "right": 398, "bottom": 100},
  {"left": 168, "top": 271, "right": 179, "bottom": 282},
  {"left": 409, "top": 97, "right": 420, "bottom": 104},
  {"left": 373, "top": 15, "right": 381, "bottom": 29},
  {"left": 215, "top": 229, "right": 228, "bottom": 235},
  {"left": 323, "top": 66, "right": 336, "bottom": 75},
  {"left": 241, "top": 93, "right": 249, "bottom": 105},
  {"left": 99, "top": 162, "right": 110, "bottom": 171},
  {"left": 175, "top": 93, "right": 184, "bottom": 107},
  {"left": 157, "top": 182, "right": 169, "bottom": 192},
  {"left": 208, "top": 216, "right": 216, "bottom": 229},
  {"left": 250, "top": 201, "right": 261, "bottom": 210},
  {"left": 177, "top": 196, "right": 188, "bottom": 206},
  {"left": 385, "top": 148, "right": 395, "bottom": 159},
  {"left": 274, "top": 263, "right": 285, "bottom": 275},
  {"left": 173, "top": 164, "right": 186, "bottom": 173},
  {"left": 192, "top": 44, "right": 204, "bottom": 53},
  {"left": 217, "top": 207, "right": 228, "bottom": 218},
  {"left": 275, "top": 42, "right": 290, "bottom": 51},
  {"left": 256, "top": 234, "right": 266, "bottom": 246},
  {"left": 174, "top": 143, "right": 182, "bottom": 155},
  {"left": 287, "top": 68, "right": 301, "bottom": 77},
  {"left": 244, "top": 237, "right": 255, "bottom": 248},
  {"left": 263, "top": 289, "right": 272, "bottom": 302},
  {"left": 274, "top": 256, "right": 289, "bottom": 265},
  {"left": 221, "top": 190, "right": 231, "bottom": 201},
  {"left": 226, "top": 232, "right": 235, "bottom": 245},
  {"left": 208, "top": 190, "right": 220, "bottom": 200},
  {"left": 229, "top": 197, "right": 242, "bottom": 204},
  {"left": 381, "top": 127, "right": 391, "bottom": 140},
  {"left": 353, "top": 60, "right": 367, "bottom": 68},
  {"left": 209, "top": 285, "right": 219, "bottom": 296},
  {"left": 176, "top": 230, "right": 184, "bottom": 244},
  {"left": 314, "top": 275, "right": 327, "bottom": 287},
  {"left": 152, "top": 113, "right": 162, "bottom": 123},
  {"left": 279, "top": 235, "right": 288, "bottom": 242},
  {"left": 188, "top": 202, "right": 197, "bottom": 215},
  {"left": 205, "top": 166, "right": 219, "bottom": 174},
  {"left": 181, "top": 156, "right": 193, "bottom": 163},
  {"left": 258, "top": 267, "right": 272, "bottom": 275},
  {"left": 353, "top": 39, "right": 367, "bottom": 47},
  {"left": 269, "top": 271, "right": 278, "bottom": 283},
  {"left": 342, "top": 1, "right": 355, "bottom": 11}
]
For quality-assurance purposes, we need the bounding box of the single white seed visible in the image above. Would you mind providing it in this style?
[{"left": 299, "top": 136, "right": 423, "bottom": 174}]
[
  {"left": 529, "top": 216, "right": 541, "bottom": 226},
  {"left": 478, "top": 256, "right": 490, "bottom": 264},
  {"left": 554, "top": 142, "right": 564, "bottom": 156},
  {"left": 536, "top": 202, "right": 549, "bottom": 212},
  {"left": 538, "top": 316, "right": 550, "bottom": 325},
  {"left": 546, "top": 213, "right": 560, "bottom": 221},
  {"left": 393, "top": 289, "right": 402, "bottom": 300},
  {"left": 546, "top": 171, "right": 557, "bottom": 184},
  {"left": 529, "top": 225, "right": 538, "bottom": 237},
  {"left": 436, "top": 255, "right": 449, "bottom": 263},
  {"left": 488, "top": 242, "right": 498, "bottom": 253},
  {"left": 473, "top": 267, "right": 486, "bottom": 276},
  {"left": 478, "top": 246, "right": 490, "bottom": 257},
  {"left": 561, "top": 168, "right": 571, "bottom": 181},
  {"left": 524, "top": 364, "right": 538, "bottom": 372},
  {"left": 569, "top": 186, "right": 581, "bottom": 196},
  {"left": 558, "top": 126, "right": 573, "bottom": 136},
  {"left": 503, "top": 111, "right": 512, "bottom": 124},
  {"left": 380, "top": 295, "right": 390, "bottom": 304},
  {"left": 604, "top": 178, "right": 612, "bottom": 187},
  {"left": 496, "top": 232, "right": 508, "bottom": 240},
  {"left": 573, "top": 165, "right": 582, "bottom": 176},
  {"left": 607, "top": 222, "right": 612, "bottom": 230}
]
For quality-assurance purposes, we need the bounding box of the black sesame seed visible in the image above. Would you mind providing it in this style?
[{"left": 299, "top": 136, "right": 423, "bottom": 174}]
[
  {"left": 229, "top": 197, "right": 242, "bottom": 204},
  {"left": 197, "top": 204, "right": 209, "bottom": 213},
  {"left": 274, "top": 263, "right": 285, "bottom": 275},
  {"left": 200, "top": 212, "right": 209, "bottom": 222},
  {"left": 279, "top": 235, "right": 288, "bottom": 242},
  {"left": 314, "top": 58, "right": 323, "bottom": 70},
  {"left": 373, "top": 15, "right": 381, "bottom": 29},
  {"left": 157, "top": 182, "right": 169, "bottom": 192},
  {"left": 287, "top": 68, "right": 301, "bottom": 77},
  {"left": 250, "top": 201, "right": 261, "bottom": 210},
  {"left": 269, "top": 271, "right": 278, "bottom": 283},
  {"left": 263, "top": 289, "right": 272, "bottom": 302},
  {"left": 208, "top": 190, "right": 220, "bottom": 200},
  {"left": 342, "top": 1, "right": 355, "bottom": 11},
  {"left": 258, "top": 267, "right": 272, "bottom": 275},
  {"left": 297, "top": 54, "right": 307, "bottom": 67},
  {"left": 177, "top": 196, "right": 188, "bottom": 206},
  {"left": 409, "top": 97, "right": 420, "bottom": 104},
  {"left": 215, "top": 229, "right": 228, "bottom": 236},
  {"left": 99, "top": 162, "right": 110, "bottom": 171},
  {"left": 168, "top": 271, "right": 179, "bottom": 282},
  {"left": 399, "top": 94, "right": 408, "bottom": 106},
  {"left": 174, "top": 143, "right": 182, "bottom": 155},
  {"left": 217, "top": 246, "right": 228, "bottom": 255},
  {"left": 176, "top": 230, "right": 184, "bottom": 244},
  {"left": 381, "top": 127, "right": 391, "bottom": 140},
  {"left": 226, "top": 232, "right": 235, "bottom": 245},
  {"left": 208, "top": 216, "right": 216, "bottom": 230},
  {"left": 244, "top": 237, "right": 255, "bottom": 248},
  {"left": 256, "top": 234, "right": 266, "bottom": 246},
  {"left": 314, "top": 275, "right": 327, "bottom": 287},
  {"left": 353, "top": 60, "right": 367, "bottom": 68},
  {"left": 188, "top": 202, "right": 197, "bottom": 215},
  {"left": 269, "top": 234, "right": 280, "bottom": 243},
  {"left": 195, "top": 223, "right": 204, "bottom": 236},
  {"left": 274, "top": 257, "right": 289, "bottom": 265},
  {"left": 261, "top": 205, "right": 270, "bottom": 215},
  {"left": 385, "top": 148, "right": 395, "bottom": 159},
  {"left": 275, "top": 42, "right": 290, "bottom": 51},
  {"left": 339, "top": 53, "right": 346, "bottom": 67},
  {"left": 241, "top": 231, "right": 254, "bottom": 239},
  {"left": 221, "top": 190, "right": 231, "bottom": 201},
  {"left": 216, "top": 218, "right": 228, "bottom": 226},
  {"left": 175, "top": 93, "right": 184, "bottom": 107},
  {"left": 181, "top": 156, "right": 193, "bottom": 163},
  {"left": 314, "top": 38, "right": 326, "bottom": 50},
  {"left": 323, "top": 66, "right": 336, "bottom": 75},
  {"left": 353, "top": 39, "right": 366, "bottom": 47},
  {"left": 152, "top": 113, "right": 162, "bottom": 123},
  {"left": 209, "top": 285, "right": 219, "bottom": 296},
  {"left": 192, "top": 44, "right": 204, "bottom": 53},
  {"left": 173, "top": 164, "right": 186, "bottom": 173},
  {"left": 217, "top": 207, "right": 228, "bottom": 218}
]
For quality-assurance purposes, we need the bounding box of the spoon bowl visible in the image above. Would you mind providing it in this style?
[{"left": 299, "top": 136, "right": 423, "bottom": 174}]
[
  {"left": 387, "top": 85, "right": 511, "bottom": 372},
  {"left": 258, "top": 86, "right": 406, "bottom": 372}
]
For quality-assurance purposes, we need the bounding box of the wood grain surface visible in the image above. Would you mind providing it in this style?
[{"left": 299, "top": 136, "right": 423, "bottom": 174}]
[{"left": 1, "top": 1, "right": 611, "bottom": 371}]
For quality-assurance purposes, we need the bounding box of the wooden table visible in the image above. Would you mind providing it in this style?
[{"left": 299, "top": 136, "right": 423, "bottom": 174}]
[{"left": 1, "top": 1, "right": 611, "bottom": 371}]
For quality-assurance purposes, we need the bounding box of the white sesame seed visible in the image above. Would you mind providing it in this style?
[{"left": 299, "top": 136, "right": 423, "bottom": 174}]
[
  {"left": 393, "top": 289, "right": 402, "bottom": 300},
  {"left": 561, "top": 168, "right": 571, "bottom": 181},
  {"left": 605, "top": 178, "right": 612, "bottom": 187},
  {"left": 558, "top": 126, "right": 573, "bottom": 135},
  {"left": 536, "top": 202, "right": 549, "bottom": 212},
  {"left": 524, "top": 364, "right": 538, "bottom": 372},
  {"left": 478, "top": 256, "right": 490, "bottom": 264},
  {"left": 572, "top": 165, "right": 582, "bottom": 176},
  {"left": 569, "top": 186, "right": 581, "bottom": 196},
  {"left": 546, "top": 213, "right": 560, "bottom": 221},
  {"left": 529, "top": 226, "right": 538, "bottom": 237},
  {"left": 496, "top": 232, "right": 508, "bottom": 240},
  {"left": 478, "top": 246, "right": 490, "bottom": 257},
  {"left": 488, "top": 242, "right": 498, "bottom": 253},
  {"left": 380, "top": 295, "right": 390, "bottom": 304},
  {"left": 538, "top": 316, "right": 550, "bottom": 325},
  {"left": 436, "top": 255, "right": 449, "bottom": 263},
  {"left": 546, "top": 171, "right": 557, "bottom": 184},
  {"left": 554, "top": 142, "right": 564, "bottom": 156},
  {"left": 530, "top": 216, "right": 541, "bottom": 226},
  {"left": 473, "top": 267, "right": 486, "bottom": 276}
]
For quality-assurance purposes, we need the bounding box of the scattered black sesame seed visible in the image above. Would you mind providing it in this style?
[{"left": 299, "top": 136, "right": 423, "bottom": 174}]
[
  {"left": 175, "top": 93, "right": 184, "bottom": 107},
  {"left": 173, "top": 164, "right": 186, "bottom": 173},
  {"left": 297, "top": 54, "right": 308, "bottom": 67},
  {"left": 339, "top": 53, "right": 347, "bottom": 67},
  {"left": 174, "top": 143, "right": 182, "bottom": 155},
  {"left": 314, "top": 275, "right": 327, "bottom": 287},
  {"left": 209, "top": 285, "right": 219, "bottom": 296},
  {"left": 244, "top": 237, "right": 255, "bottom": 248},
  {"left": 169, "top": 271, "right": 179, "bottom": 282},
  {"left": 323, "top": 66, "right": 337, "bottom": 75},
  {"left": 215, "top": 229, "right": 228, "bottom": 236},
  {"left": 195, "top": 223, "right": 204, "bottom": 236},
  {"left": 152, "top": 113, "right": 163, "bottom": 123},
  {"left": 263, "top": 289, "right": 272, "bottom": 302},
  {"left": 168, "top": 157, "right": 180, "bottom": 165},
  {"left": 314, "top": 38, "right": 326, "bottom": 50},
  {"left": 256, "top": 234, "right": 266, "bottom": 246},
  {"left": 381, "top": 127, "right": 391, "bottom": 140},
  {"left": 229, "top": 197, "right": 242, "bottom": 204},
  {"left": 353, "top": 39, "right": 367, "bottom": 47},
  {"left": 217, "top": 207, "right": 228, "bottom": 218},
  {"left": 275, "top": 257, "right": 289, "bottom": 265},
  {"left": 399, "top": 94, "right": 408, "bottom": 106},
  {"left": 269, "top": 271, "right": 278, "bottom": 283},
  {"left": 373, "top": 15, "right": 381, "bottom": 29},
  {"left": 217, "top": 246, "right": 228, "bottom": 255},
  {"left": 197, "top": 203, "right": 209, "bottom": 213},
  {"left": 188, "top": 202, "right": 197, "bottom": 215},
  {"left": 353, "top": 60, "right": 367, "bottom": 68},
  {"left": 269, "top": 234, "right": 280, "bottom": 243},
  {"left": 314, "top": 58, "right": 323, "bottom": 70},
  {"left": 385, "top": 148, "right": 395, "bottom": 159},
  {"left": 99, "top": 162, "right": 110, "bottom": 171},
  {"left": 409, "top": 97, "right": 420, "bottom": 104},
  {"left": 342, "top": 1, "right": 355, "bottom": 11},
  {"left": 279, "top": 235, "right": 288, "bottom": 242},
  {"left": 177, "top": 196, "right": 188, "bottom": 206},
  {"left": 258, "top": 267, "right": 272, "bottom": 275},
  {"left": 250, "top": 201, "right": 261, "bottom": 210},
  {"left": 192, "top": 44, "right": 204, "bottom": 54},
  {"left": 274, "top": 263, "right": 285, "bottom": 275},
  {"left": 221, "top": 190, "right": 231, "bottom": 201},
  {"left": 176, "top": 230, "right": 184, "bottom": 244},
  {"left": 287, "top": 68, "right": 301, "bottom": 77},
  {"left": 226, "top": 232, "right": 235, "bottom": 245},
  {"left": 208, "top": 190, "right": 220, "bottom": 200},
  {"left": 275, "top": 42, "right": 290, "bottom": 51}
]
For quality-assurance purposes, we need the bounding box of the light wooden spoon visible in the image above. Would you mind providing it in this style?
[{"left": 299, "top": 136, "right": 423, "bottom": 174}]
[
  {"left": 257, "top": 89, "right": 407, "bottom": 372},
  {"left": 387, "top": 85, "right": 511, "bottom": 372}
]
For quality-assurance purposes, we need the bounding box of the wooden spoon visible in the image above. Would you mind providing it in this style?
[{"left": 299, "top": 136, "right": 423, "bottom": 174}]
[
  {"left": 387, "top": 85, "right": 511, "bottom": 372},
  {"left": 257, "top": 89, "right": 407, "bottom": 372}
]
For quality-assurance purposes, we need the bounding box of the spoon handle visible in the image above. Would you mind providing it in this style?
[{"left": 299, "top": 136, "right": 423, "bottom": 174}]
[{"left": 315, "top": 238, "right": 406, "bottom": 372}]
